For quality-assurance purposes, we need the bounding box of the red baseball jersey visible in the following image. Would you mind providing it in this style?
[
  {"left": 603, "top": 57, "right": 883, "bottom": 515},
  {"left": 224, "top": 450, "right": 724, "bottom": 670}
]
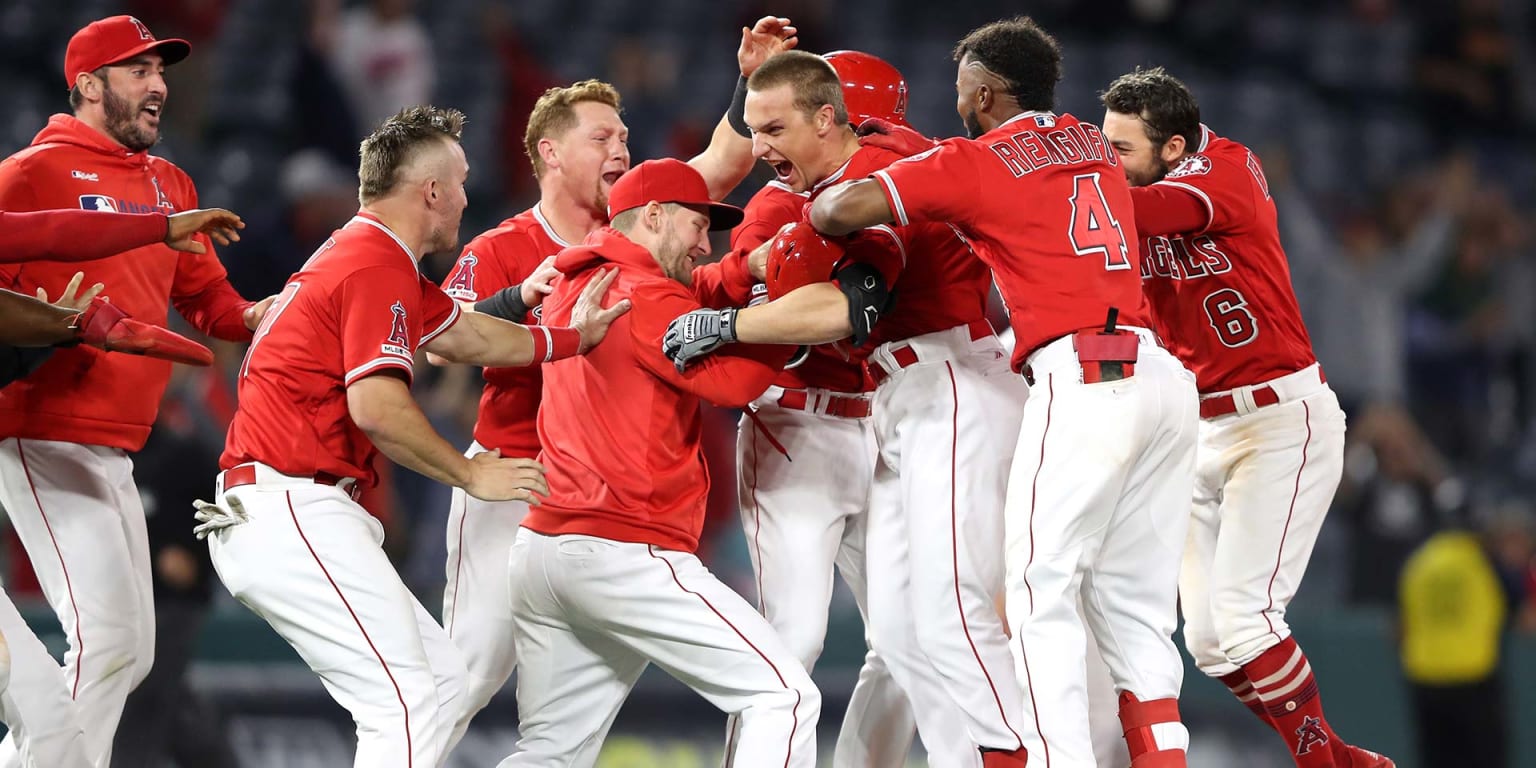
[
  {"left": 440, "top": 205, "right": 571, "bottom": 459},
  {"left": 0, "top": 115, "right": 254, "bottom": 451},
  {"left": 728, "top": 180, "right": 871, "bottom": 393},
  {"left": 1130, "top": 125, "right": 1316, "bottom": 393},
  {"left": 523, "top": 228, "right": 788, "bottom": 552},
  {"left": 827, "top": 144, "right": 992, "bottom": 349},
  {"left": 872, "top": 111, "right": 1149, "bottom": 371},
  {"left": 222, "top": 213, "right": 461, "bottom": 487}
]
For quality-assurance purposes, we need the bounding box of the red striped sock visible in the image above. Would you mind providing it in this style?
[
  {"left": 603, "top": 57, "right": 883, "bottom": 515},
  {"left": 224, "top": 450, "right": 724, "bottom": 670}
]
[
  {"left": 1241, "top": 638, "right": 1340, "bottom": 767},
  {"left": 1218, "top": 669, "right": 1275, "bottom": 725}
]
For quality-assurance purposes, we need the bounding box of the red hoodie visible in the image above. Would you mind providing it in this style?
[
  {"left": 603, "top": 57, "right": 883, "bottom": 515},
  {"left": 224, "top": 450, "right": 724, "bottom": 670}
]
[
  {"left": 523, "top": 228, "right": 790, "bottom": 552},
  {"left": 0, "top": 115, "right": 254, "bottom": 451}
]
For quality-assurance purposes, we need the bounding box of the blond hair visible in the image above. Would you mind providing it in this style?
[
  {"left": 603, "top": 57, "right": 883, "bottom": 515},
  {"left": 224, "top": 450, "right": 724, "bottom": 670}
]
[{"left": 524, "top": 80, "right": 623, "bottom": 179}]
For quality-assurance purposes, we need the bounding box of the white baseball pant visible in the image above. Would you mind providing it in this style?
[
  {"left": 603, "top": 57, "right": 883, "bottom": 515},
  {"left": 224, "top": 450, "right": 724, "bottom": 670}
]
[
  {"left": 0, "top": 438, "right": 155, "bottom": 768},
  {"left": 1005, "top": 328, "right": 1197, "bottom": 768},
  {"left": 0, "top": 583, "right": 89, "bottom": 768},
  {"left": 205, "top": 465, "right": 471, "bottom": 768},
  {"left": 441, "top": 441, "right": 529, "bottom": 738},
  {"left": 502, "top": 529, "right": 820, "bottom": 768},
  {"left": 726, "top": 389, "right": 916, "bottom": 767},
  {"left": 1180, "top": 366, "right": 1346, "bottom": 675},
  {"left": 864, "top": 324, "right": 1029, "bottom": 765}
]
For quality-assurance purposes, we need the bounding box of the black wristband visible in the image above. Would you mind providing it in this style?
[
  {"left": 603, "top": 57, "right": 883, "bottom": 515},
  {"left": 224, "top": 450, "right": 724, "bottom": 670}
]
[
  {"left": 727, "top": 76, "right": 751, "bottom": 138},
  {"left": 475, "top": 285, "right": 532, "bottom": 323}
]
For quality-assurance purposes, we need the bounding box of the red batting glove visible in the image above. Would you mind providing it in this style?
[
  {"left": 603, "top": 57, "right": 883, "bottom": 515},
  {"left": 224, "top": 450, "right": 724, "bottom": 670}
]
[
  {"left": 70, "top": 298, "right": 215, "bottom": 366},
  {"left": 856, "top": 118, "right": 937, "bottom": 157}
]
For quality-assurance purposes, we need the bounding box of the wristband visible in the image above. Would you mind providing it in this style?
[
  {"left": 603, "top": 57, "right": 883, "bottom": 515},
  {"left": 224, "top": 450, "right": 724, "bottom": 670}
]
[
  {"left": 528, "top": 326, "right": 584, "bottom": 364},
  {"left": 727, "top": 76, "right": 751, "bottom": 138},
  {"left": 476, "top": 285, "right": 531, "bottom": 322}
]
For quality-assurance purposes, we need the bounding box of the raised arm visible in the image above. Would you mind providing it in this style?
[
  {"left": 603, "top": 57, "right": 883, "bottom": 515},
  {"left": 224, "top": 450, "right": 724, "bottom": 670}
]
[{"left": 688, "top": 16, "right": 799, "bottom": 200}]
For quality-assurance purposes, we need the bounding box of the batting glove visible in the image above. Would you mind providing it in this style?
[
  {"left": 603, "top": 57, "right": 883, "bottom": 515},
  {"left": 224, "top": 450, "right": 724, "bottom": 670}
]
[
  {"left": 193, "top": 496, "right": 249, "bottom": 540},
  {"left": 662, "top": 308, "right": 739, "bottom": 373}
]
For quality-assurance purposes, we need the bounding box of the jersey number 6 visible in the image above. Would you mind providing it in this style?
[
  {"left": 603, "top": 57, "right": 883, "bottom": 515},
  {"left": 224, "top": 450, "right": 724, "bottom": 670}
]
[
  {"left": 1068, "top": 173, "right": 1131, "bottom": 271},
  {"left": 1202, "top": 288, "right": 1258, "bottom": 348}
]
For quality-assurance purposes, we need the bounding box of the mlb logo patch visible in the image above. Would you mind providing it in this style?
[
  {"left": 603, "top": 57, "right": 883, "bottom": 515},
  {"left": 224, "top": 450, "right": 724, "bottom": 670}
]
[{"left": 79, "top": 194, "right": 118, "bottom": 212}]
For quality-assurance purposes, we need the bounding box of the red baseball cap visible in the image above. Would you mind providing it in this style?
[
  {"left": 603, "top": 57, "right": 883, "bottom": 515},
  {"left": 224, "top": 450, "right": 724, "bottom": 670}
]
[
  {"left": 64, "top": 16, "right": 191, "bottom": 88},
  {"left": 607, "top": 159, "right": 744, "bottom": 231}
]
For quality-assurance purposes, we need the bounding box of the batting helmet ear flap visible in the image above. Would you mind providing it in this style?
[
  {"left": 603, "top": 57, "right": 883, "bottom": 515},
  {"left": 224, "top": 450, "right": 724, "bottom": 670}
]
[{"left": 764, "top": 222, "right": 848, "bottom": 301}]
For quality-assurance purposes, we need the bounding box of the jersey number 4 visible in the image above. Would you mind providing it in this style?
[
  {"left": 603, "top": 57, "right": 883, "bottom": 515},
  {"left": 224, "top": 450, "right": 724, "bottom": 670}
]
[{"left": 1068, "top": 173, "right": 1131, "bottom": 271}]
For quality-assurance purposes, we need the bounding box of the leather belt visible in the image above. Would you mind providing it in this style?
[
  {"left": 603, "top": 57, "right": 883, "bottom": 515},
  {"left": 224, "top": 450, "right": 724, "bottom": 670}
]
[
  {"left": 776, "top": 388, "right": 872, "bottom": 419},
  {"left": 220, "top": 463, "right": 361, "bottom": 501},
  {"left": 868, "top": 319, "right": 993, "bottom": 385}
]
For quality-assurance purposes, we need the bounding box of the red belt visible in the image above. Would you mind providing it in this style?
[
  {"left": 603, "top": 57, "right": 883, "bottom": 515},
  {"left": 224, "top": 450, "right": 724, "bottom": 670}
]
[
  {"left": 868, "top": 319, "right": 993, "bottom": 385},
  {"left": 1198, "top": 369, "right": 1326, "bottom": 419},
  {"left": 776, "top": 388, "right": 871, "bottom": 418},
  {"left": 221, "top": 463, "right": 361, "bottom": 501}
]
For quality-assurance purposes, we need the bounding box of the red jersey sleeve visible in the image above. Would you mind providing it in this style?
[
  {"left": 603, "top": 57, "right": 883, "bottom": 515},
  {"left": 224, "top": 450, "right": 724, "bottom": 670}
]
[
  {"left": 689, "top": 249, "right": 757, "bottom": 308},
  {"left": 420, "top": 280, "right": 462, "bottom": 344},
  {"left": 0, "top": 210, "right": 167, "bottom": 264},
  {"left": 338, "top": 266, "right": 439, "bottom": 386},
  {"left": 870, "top": 140, "right": 980, "bottom": 229},
  {"left": 1128, "top": 184, "right": 1211, "bottom": 238},
  {"left": 730, "top": 183, "right": 804, "bottom": 252},
  {"left": 442, "top": 234, "right": 519, "bottom": 302},
  {"left": 0, "top": 159, "right": 40, "bottom": 286},
  {"left": 1148, "top": 152, "right": 1257, "bottom": 235},
  {"left": 628, "top": 279, "right": 789, "bottom": 407},
  {"left": 168, "top": 183, "right": 256, "bottom": 341}
]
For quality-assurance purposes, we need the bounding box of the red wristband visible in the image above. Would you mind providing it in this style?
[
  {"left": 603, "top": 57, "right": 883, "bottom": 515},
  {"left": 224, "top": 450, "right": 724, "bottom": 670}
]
[{"left": 528, "top": 326, "right": 583, "bottom": 364}]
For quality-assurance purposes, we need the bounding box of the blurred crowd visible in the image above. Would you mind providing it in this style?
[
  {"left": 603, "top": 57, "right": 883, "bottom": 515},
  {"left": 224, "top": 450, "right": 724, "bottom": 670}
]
[{"left": 3, "top": 0, "right": 1536, "bottom": 762}]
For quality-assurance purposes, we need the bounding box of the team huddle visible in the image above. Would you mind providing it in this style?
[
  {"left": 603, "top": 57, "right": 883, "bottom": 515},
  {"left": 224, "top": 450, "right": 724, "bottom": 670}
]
[{"left": 0, "top": 10, "right": 1393, "bottom": 768}]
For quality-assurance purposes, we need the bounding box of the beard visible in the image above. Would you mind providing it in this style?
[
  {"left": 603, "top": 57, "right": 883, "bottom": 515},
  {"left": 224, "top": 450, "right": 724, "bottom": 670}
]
[
  {"left": 659, "top": 227, "right": 692, "bottom": 285},
  {"left": 962, "top": 108, "right": 985, "bottom": 140},
  {"left": 1129, "top": 157, "right": 1172, "bottom": 188},
  {"left": 102, "top": 85, "right": 160, "bottom": 152}
]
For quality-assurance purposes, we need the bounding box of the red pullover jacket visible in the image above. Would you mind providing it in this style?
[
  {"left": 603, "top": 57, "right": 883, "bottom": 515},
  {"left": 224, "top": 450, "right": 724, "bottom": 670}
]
[
  {"left": 524, "top": 228, "right": 790, "bottom": 552},
  {"left": 0, "top": 115, "right": 254, "bottom": 451}
]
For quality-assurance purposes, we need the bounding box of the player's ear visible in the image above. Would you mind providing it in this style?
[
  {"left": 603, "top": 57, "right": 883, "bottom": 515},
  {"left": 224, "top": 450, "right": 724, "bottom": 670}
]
[
  {"left": 975, "top": 84, "right": 993, "bottom": 114},
  {"left": 1161, "top": 134, "right": 1186, "bottom": 165},
  {"left": 816, "top": 104, "right": 835, "bottom": 135},
  {"left": 538, "top": 138, "right": 559, "bottom": 172},
  {"left": 74, "top": 71, "right": 101, "bottom": 103}
]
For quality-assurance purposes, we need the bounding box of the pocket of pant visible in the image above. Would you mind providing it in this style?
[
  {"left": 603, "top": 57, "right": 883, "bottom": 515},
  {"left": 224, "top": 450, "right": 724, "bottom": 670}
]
[{"left": 556, "top": 537, "right": 622, "bottom": 558}]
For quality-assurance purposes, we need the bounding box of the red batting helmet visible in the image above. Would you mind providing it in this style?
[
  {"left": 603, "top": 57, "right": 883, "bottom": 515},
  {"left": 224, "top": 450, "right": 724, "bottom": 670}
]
[
  {"left": 824, "top": 50, "right": 910, "bottom": 128},
  {"left": 766, "top": 222, "right": 847, "bottom": 301}
]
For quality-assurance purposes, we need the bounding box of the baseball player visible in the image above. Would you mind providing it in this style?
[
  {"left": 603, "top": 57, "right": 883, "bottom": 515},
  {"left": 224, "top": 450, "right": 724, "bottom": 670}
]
[
  {"left": 0, "top": 206, "right": 238, "bottom": 768},
  {"left": 713, "top": 50, "right": 937, "bottom": 768},
  {"left": 810, "top": 17, "right": 1199, "bottom": 767},
  {"left": 196, "top": 106, "right": 629, "bottom": 768},
  {"left": 0, "top": 17, "right": 272, "bottom": 766},
  {"left": 1100, "top": 68, "right": 1391, "bottom": 768},
  {"left": 434, "top": 18, "right": 797, "bottom": 734},
  {"left": 666, "top": 50, "right": 1020, "bottom": 767},
  {"left": 501, "top": 159, "right": 815, "bottom": 767}
]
